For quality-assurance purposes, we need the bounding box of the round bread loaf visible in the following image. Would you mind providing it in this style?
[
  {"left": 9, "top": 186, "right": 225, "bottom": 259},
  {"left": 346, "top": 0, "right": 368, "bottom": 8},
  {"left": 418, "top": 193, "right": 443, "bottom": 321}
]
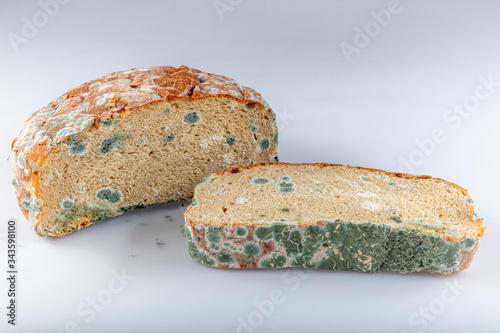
[{"left": 9, "top": 65, "right": 279, "bottom": 237}]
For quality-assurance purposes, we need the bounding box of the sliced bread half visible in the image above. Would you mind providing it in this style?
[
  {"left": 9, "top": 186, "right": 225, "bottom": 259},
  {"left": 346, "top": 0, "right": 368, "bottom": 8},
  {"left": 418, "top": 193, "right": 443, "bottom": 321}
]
[
  {"left": 184, "top": 163, "right": 484, "bottom": 274},
  {"left": 9, "top": 66, "right": 278, "bottom": 237}
]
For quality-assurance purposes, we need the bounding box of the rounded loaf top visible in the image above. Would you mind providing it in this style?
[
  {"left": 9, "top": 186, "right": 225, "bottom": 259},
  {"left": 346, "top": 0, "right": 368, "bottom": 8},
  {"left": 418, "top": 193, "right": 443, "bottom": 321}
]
[{"left": 9, "top": 65, "right": 272, "bottom": 177}]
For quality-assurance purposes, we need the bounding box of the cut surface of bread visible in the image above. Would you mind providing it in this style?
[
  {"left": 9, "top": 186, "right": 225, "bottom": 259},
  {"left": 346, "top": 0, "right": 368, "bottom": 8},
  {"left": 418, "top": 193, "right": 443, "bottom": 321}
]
[
  {"left": 9, "top": 66, "right": 278, "bottom": 237},
  {"left": 185, "top": 163, "right": 484, "bottom": 274}
]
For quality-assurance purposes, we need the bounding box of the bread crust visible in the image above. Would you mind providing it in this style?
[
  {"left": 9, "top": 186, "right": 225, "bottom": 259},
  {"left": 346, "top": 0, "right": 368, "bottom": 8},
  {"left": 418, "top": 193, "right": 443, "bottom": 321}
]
[
  {"left": 9, "top": 65, "right": 273, "bottom": 231},
  {"left": 184, "top": 218, "right": 482, "bottom": 274},
  {"left": 457, "top": 238, "right": 482, "bottom": 271}
]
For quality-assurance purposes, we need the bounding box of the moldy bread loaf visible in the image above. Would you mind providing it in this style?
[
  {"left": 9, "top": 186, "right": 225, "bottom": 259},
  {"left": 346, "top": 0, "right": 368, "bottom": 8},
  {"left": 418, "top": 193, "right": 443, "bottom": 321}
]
[{"left": 9, "top": 66, "right": 278, "bottom": 237}]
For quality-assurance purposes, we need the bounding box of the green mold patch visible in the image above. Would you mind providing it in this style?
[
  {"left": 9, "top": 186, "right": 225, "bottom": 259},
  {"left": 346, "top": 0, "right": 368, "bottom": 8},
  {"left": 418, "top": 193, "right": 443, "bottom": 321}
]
[
  {"left": 207, "top": 226, "right": 221, "bottom": 244},
  {"left": 260, "top": 253, "right": 287, "bottom": 269},
  {"left": 271, "top": 113, "right": 277, "bottom": 126},
  {"left": 387, "top": 181, "right": 397, "bottom": 186},
  {"left": 22, "top": 200, "right": 31, "bottom": 210},
  {"left": 192, "top": 249, "right": 215, "bottom": 266},
  {"left": 30, "top": 199, "right": 41, "bottom": 217},
  {"left": 18, "top": 154, "right": 26, "bottom": 169},
  {"left": 65, "top": 136, "right": 79, "bottom": 146},
  {"left": 96, "top": 189, "right": 122, "bottom": 204},
  {"left": 273, "top": 155, "right": 279, "bottom": 162},
  {"left": 56, "top": 210, "right": 77, "bottom": 225},
  {"left": 56, "top": 127, "right": 76, "bottom": 138},
  {"left": 12, "top": 178, "right": 18, "bottom": 187},
  {"left": 22, "top": 198, "right": 40, "bottom": 219},
  {"left": 252, "top": 177, "right": 270, "bottom": 185},
  {"left": 187, "top": 220, "right": 477, "bottom": 274},
  {"left": 462, "top": 238, "right": 476, "bottom": 248},
  {"left": 75, "top": 114, "right": 91, "bottom": 127},
  {"left": 21, "top": 198, "right": 40, "bottom": 219},
  {"left": 217, "top": 252, "right": 233, "bottom": 263},
  {"left": 70, "top": 143, "right": 86, "bottom": 154},
  {"left": 225, "top": 135, "right": 236, "bottom": 146},
  {"left": 362, "top": 177, "right": 370, "bottom": 182},
  {"left": 62, "top": 200, "right": 74, "bottom": 210},
  {"left": 100, "top": 134, "right": 125, "bottom": 154},
  {"left": 54, "top": 202, "right": 115, "bottom": 234},
  {"left": 255, "top": 226, "right": 273, "bottom": 240},
  {"left": 445, "top": 228, "right": 459, "bottom": 238},
  {"left": 280, "top": 176, "right": 291, "bottom": 181},
  {"left": 163, "top": 107, "right": 171, "bottom": 113},
  {"left": 390, "top": 215, "right": 403, "bottom": 223},
  {"left": 186, "top": 227, "right": 215, "bottom": 266},
  {"left": 279, "top": 181, "right": 295, "bottom": 193},
  {"left": 305, "top": 221, "right": 469, "bottom": 273},
  {"left": 183, "top": 112, "right": 200, "bottom": 125},
  {"left": 273, "top": 132, "right": 279, "bottom": 145},
  {"left": 102, "top": 118, "right": 114, "bottom": 127},
  {"left": 465, "top": 198, "right": 474, "bottom": 204},
  {"left": 66, "top": 135, "right": 86, "bottom": 155},
  {"left": 164, "top": 193, "right": 190, "bottom": 203},
  {"left": 118, "top": 203, "right": 153, "bottom": 214},
  {"left": 244, "top": 243, "right": 260, "bottom": 256},
  {"left": 236, "top": 227, "right": 247, "bottom": 237},
  {"left": 260, "top": 138, "right": 270, "bottom": 151},
  {"left": 164, "top": 133, "right": 175, "bottom": 143},
  {"left": 272, "top": 224, "right": 303, "bottom": 256},
  {"left": 250, "top": 125, "right": 258, "bottom": 132}
]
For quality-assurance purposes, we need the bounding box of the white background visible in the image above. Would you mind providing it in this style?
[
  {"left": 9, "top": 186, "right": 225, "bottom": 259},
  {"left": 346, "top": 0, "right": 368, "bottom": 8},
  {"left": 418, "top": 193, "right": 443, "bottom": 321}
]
[{"left": 1, "top": 1, "right": 499, "bottom": 332}]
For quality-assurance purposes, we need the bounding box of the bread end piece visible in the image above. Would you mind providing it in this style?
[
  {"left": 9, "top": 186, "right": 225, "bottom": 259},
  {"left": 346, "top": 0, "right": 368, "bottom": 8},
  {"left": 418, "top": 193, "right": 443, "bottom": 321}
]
[{"left": 184, "top": 163, "right": 484, "bottom": 274}]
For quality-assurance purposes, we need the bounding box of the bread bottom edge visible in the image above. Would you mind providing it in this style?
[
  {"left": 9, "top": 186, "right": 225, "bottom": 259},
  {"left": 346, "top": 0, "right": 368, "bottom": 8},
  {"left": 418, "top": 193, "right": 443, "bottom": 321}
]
[{"left": 184, "top": 219, "right": 481, "bottom": 275}]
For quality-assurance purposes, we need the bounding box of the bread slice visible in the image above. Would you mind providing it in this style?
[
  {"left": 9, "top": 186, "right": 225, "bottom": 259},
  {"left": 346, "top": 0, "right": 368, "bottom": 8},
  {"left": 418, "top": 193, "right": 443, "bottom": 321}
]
[
  {"left": 184, "top": 163, "right": 484, "bottom": 274},
  {"left": 9, "top": 66, "right": 278, "bottom": 237}
]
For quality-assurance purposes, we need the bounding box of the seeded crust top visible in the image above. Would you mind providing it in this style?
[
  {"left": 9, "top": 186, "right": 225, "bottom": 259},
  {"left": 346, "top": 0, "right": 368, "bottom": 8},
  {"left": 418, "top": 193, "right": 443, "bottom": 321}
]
[{"left": 8, "top": 65, "right": 272, "bottom": 220}]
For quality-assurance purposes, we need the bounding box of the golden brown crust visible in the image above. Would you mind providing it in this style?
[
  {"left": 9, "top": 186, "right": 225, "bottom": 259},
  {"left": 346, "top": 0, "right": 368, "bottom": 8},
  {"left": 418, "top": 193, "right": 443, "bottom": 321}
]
[
  {"left": 213, "top": 162, "right": 466, "bottom": 191},
  {"left": 9, "top": 65, "right": 273, "bottom": 232}
]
